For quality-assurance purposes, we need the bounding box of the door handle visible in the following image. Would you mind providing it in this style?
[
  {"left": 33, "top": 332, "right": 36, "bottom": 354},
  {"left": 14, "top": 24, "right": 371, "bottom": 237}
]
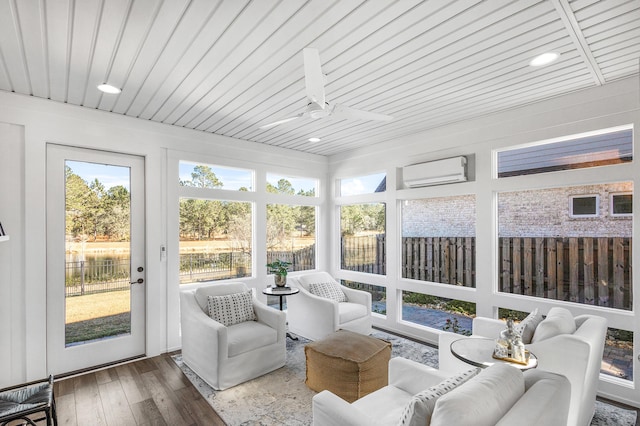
[{"left": 130, "top": 278, "right": 144, "bottom": 285}]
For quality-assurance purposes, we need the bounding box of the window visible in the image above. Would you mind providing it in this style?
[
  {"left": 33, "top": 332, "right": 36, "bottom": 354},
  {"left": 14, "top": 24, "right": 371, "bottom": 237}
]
[
  {"left": 179, "top": 199, "right": 252, "bottom": 283},
  {"left": 401, "top": 196, "right": 476, "bottom": 286},
  {"left": 498, "top": 183, "right": 632, "bottom": 311},
  {"left": 266, "top": 204, "right": 316, "bottom": 272},
  {"left": 340, "top": 203, "right": 386, "bottom": 275},
  {"left": 497, "top": 127, "right": 633, "bottom": 177},
  {"left": 611, "top": 193, "right": 632, "bottom": 217},
  {"left": 266, "top": 173, "right": 317, "bottom": 197},
  {"left": 570, "top": 195, "right": 599, "bottom": 218},
  {"left": 402, "top": 291, "right": 475, "bottom": 335},
  {"left": 342, "top": 280, "right": 387, "bottom": 316},
  {"left": 339, "top": 172, "right": 386, "bottom": 196},
  {"left": 180, "top": 161, "right": 253, "bottom": 191}
]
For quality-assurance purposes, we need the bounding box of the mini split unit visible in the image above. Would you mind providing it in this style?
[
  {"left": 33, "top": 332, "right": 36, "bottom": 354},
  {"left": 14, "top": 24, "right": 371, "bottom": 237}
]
[{"left": 402, "top": 156, "right": 467, "bottom": 187}]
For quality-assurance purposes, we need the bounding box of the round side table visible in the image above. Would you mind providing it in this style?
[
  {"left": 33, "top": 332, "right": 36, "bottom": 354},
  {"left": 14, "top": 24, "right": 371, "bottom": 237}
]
[{"left": 262, "top": 286, "right": 300, "bottom": 339}]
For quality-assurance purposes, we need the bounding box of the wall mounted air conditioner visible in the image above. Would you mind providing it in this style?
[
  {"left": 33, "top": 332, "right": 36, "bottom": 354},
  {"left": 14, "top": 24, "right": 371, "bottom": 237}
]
[{"left": 403, "top": 156, "right": 467, "bottom": 187}]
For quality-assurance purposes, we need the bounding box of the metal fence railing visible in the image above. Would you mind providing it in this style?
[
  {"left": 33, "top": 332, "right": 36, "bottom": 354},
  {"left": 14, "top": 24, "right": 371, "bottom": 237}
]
[{"left": 65, "top": 259, "right": 130, "bottom": 297}]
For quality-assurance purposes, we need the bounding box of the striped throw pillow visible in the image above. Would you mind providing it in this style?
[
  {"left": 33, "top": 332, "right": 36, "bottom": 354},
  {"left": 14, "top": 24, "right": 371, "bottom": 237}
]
[{"left": 397, "top": 368, "right": 480, "bottom": 426}]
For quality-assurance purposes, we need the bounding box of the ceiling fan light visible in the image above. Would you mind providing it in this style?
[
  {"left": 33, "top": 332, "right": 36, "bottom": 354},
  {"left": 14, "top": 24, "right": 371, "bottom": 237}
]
[
  {"left": 307, "top": 102, "right": 325, "bottom": 119},
  {"left": 97, "top": 83, "right": 121, "bottom": 94},
  {"left": 529, "top": 52, "right": 559, "bottom": 67}
]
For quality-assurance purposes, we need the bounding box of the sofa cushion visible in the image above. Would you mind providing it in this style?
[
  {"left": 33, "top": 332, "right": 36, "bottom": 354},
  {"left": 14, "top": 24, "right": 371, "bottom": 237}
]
[
  {"left": 397, "top": 368, "right": 480, "bottom": 426},
  {"left": 207, "top": 290, "right": 255, "bottom": 326},
  {"left": 431, "top": 364, "right": 525, "bottom": 426},
  {"left": 514, "top": 308, "right": 543, "bottom": 344},
  {"left": 309, "top": 281, "right": 347, "bottom": 302},
  {"left": 531, "top": 307, "right": 576, "bottom": 343},
  {"left": 227, "top": 321, "right": 277, "bottom": 357},
  {"left": 338, "top": 302, "right": 367, "bottom": 323}
]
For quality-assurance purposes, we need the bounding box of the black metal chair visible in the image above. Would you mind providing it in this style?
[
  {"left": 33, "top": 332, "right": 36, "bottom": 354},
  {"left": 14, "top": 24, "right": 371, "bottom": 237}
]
[{"left": 0, "top": 375, "right": 57, "bottom": 426}]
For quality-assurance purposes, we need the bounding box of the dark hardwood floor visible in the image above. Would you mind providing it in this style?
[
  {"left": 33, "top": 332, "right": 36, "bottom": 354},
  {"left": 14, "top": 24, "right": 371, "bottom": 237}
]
[
  {"left": 49, "top": 348, "right": 640, "bottom": 426},
  {"left": 53, "top": 353, "right": 225, "bottom": 426}
]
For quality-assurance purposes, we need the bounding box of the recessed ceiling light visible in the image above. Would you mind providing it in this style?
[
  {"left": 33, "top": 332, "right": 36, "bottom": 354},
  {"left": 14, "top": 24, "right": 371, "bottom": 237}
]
[
  {"left": 97, "top": 83, "right": 121, "bottom": 94},
  {"left": 529, "top": 52, "right": 560, "bottom": 67},
  {"left": 308, "top": 137, "right": 321, "bottom": 142}
]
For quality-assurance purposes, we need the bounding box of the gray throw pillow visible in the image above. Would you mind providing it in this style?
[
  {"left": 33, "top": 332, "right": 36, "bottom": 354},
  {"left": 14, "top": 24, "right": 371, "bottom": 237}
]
[
  {"left": 514, "top": 308, "right": 543, "bottom": 344},
  {"left": 308, "top": 281, "right": 347, "bottom": 302},
  {"left": 207, "top": 290, "right": 255, "bottom": 326}
]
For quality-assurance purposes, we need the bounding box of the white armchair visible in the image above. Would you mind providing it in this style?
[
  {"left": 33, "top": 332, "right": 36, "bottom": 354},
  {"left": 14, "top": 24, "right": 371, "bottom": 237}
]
[
  {"left": 438, "top": 308, "right": 607, "bottom": 426},
  {"left": 180, "top": 282, "right": 286, "bottom": 390},
  {"left": 287, "top": 271, "right": 372, "bottom": 341}
]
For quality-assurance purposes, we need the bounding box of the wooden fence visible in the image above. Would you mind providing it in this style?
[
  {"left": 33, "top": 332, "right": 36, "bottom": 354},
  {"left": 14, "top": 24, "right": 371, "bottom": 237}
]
[
  {"left": 267, "top": 245, "right": 315, "bottom": 271},
  {"left": 499, "top": 237, "right": 632, "bottom": 310},
  {"left": 341, "top": 235, "right": 386, "bottom": 274},
  {"left": 345, "top": 235, "right": 632, "bottom": 311},
  {"left": 402, "top": 237, "right": 476, "bottom": 287}
]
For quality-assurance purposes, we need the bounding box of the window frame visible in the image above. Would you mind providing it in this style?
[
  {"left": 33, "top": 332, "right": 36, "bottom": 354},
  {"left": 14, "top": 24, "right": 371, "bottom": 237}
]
[
  {"left": 611, "top": 192, "right": 633, "bottom": 217},
  {"left": 569, "top": 194, "right": 600, "bottom": 218}
]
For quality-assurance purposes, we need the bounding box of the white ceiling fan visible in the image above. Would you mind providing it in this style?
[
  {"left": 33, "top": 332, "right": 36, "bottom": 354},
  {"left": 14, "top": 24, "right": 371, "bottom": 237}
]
[{"left": 260, "top": 48, "right": 393, "bottom": 129}]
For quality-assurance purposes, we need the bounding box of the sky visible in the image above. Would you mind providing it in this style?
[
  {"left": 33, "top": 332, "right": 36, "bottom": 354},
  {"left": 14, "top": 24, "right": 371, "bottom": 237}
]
[
  {"left": 66, "top": 160, "right": 130, "bottom": 190},
  {"left": 68, "top": 160, "right": 381, "bottom": 196},
  {"left": 179, "top": 161, "right": 317, "bottom": 194},
  {"left": 340, "top": 172, "right": 385, "bottom": 196}
]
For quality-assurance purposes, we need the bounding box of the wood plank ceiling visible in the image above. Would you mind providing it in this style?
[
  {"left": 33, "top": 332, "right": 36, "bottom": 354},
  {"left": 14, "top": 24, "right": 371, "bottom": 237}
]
[{"left": 0, "top": 0, "right": 638, "bottom": 156}]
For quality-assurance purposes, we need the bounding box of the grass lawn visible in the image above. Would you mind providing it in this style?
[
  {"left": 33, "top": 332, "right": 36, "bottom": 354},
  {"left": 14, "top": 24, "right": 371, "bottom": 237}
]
[{"left": 65, "top": 290, "right": 131, "bottom": 344}]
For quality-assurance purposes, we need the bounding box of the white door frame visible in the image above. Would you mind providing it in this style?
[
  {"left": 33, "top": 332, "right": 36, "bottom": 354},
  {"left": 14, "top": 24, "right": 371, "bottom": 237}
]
[{"left": 46, "top": 144, "right": 146, "bottom": 375}]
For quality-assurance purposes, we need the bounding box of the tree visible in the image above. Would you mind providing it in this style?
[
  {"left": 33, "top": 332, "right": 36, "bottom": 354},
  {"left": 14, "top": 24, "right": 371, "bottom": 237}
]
[
  {"left": 182, "top": 165, "right": 223, "bottom": 189},
  {"left": 102, "top": 185, "right": 130, "bottom": 240}
]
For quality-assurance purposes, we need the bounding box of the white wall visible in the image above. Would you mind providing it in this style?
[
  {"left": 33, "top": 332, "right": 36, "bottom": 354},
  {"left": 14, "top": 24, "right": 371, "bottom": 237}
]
[
  {"left": 327, "top": 75, "right": 640, "bottom": 406},
  {"left": 0, "top": 91, "right": 327, "bottom": 386}
]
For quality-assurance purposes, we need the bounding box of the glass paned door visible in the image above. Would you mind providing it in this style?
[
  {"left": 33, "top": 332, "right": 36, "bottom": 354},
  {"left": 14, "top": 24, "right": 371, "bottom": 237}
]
[{"left": 47, "top": 145, "right": 145, "bottom": 374}]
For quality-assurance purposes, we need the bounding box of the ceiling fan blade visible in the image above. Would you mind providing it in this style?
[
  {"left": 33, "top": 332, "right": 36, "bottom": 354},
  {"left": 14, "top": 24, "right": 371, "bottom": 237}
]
[
  {"left": 259, "top": 114, "right": 303, "bottom": 129},
  {"left": 303, "top": 48, "right": 325, "bottom": 106},
  {"left": 331, "top": 104, "right": 393, "bottom": 122}
]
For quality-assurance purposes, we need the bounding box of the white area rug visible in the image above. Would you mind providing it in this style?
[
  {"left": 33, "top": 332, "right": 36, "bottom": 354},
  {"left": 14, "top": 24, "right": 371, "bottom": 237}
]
[{"left": 172, "top": 330, "right": 637, "bottom": 426}]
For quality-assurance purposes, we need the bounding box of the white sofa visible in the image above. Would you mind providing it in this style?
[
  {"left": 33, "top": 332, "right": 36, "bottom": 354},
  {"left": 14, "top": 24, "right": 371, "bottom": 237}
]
[
  {"left": 180, "top": 282, "right": 286, "bottom": 390},
  {"left": 287, "top": 272, "right": 372, "bottom": 341},
  {"left": 313, "top": 357, "right": 571, "bottom": 426},
  {"left": 439, "top": 307, "right": 607, "bottom": 426}
]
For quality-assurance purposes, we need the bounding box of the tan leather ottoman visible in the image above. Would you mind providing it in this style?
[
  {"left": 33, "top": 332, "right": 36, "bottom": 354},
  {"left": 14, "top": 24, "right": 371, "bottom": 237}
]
[{"left": 305, "top": 330, "right": 391, "bottom": 402}]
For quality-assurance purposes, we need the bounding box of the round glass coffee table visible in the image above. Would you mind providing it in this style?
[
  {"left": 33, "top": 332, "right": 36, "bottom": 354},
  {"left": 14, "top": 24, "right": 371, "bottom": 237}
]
[{"left": 450, "top": 337, "right": 538, "bottom": 370}]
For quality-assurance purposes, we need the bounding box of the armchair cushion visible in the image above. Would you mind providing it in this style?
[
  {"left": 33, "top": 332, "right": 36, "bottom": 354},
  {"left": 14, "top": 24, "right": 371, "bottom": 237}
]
[
  {"left": 431, "top": 364, "right": 524, "bottom": 426},
  {"left": 531, "top": 307, "right": 576, "bottom": 343},
  {"left": 206, "top": 290, "right": 255, "bottom": 326},
  {"left": 514, "top": 308, "right": 543, "bottom": 343},
  {"left": 339, "top": 302, "right": 368, "bottom": 323},
  {"left": 398, "top": 368, "right": 480, "bottom": 426},
  {"left": 308, "top": 281, "right": 347, "bottom": 302},
  {"left": 227, "top": 321, "right": 278, "bottom": 357}
]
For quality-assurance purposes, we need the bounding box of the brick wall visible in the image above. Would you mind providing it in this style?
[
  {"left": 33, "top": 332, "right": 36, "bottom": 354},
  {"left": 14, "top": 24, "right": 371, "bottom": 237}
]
[
  {"left": 402, "top": 195, "right": 476, "bottom": 237},
  {"left": 402, "top": 183, "right": 632, "bottom": 238}
]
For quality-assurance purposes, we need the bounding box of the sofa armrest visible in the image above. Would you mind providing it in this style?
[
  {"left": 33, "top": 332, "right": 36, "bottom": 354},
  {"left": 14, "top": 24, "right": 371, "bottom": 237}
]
[
  {"left": 389, "top": 357, "right": 449, "bottom": 395},
  {"left": 312, "top": 390, "right": 372, "bottom": 426},
  {"left": 472, "top": 317, "right": 507, "bottom": 337},
  {"left": 341, "top": 286, "right": 372, "bottom": 314},
  {"left": 180, "top": 291, "right": 227, "bottom": 365},
  {"left": 253, "top": 300, "right": 286, "bottom": 341},
  {"left": 287, "top": 286, "right": 339, "bottom": 340}
]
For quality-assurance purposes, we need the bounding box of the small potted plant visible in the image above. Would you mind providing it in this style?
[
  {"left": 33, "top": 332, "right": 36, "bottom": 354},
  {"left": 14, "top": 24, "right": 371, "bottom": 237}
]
[{"left": 266, "top": 259, "right": 292, "bottom": 287}]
